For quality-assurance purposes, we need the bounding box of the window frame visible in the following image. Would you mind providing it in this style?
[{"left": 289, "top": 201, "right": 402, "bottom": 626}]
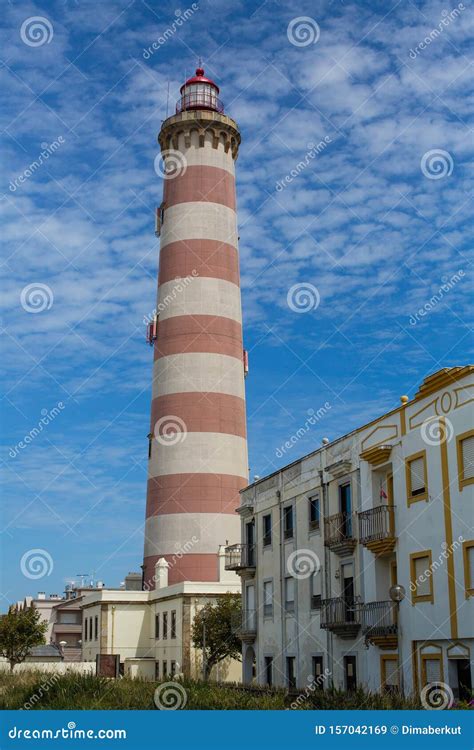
[
  {"left": 405, "top": 450, "right": 428, "bottom": 505},
  {"left": 155, "top": 613, "right": 160, "bottom": 639},
  {"left": 163, "top": 612, "right": 168, "bottom": 639},
  {"left": 462, "top": 540, "right": 474, "bottom": 598},
  {"left": 94, "top": 615, "right": 98, "bottom": 641},
  {"left": 263, "top": 579, "right": 273, "bottom": 618},
  {"left": 421, "top": 652, "right": 444, "bottom": 686},
  {"left": 262, "top": 513, "right": 272, "bottom": 547},
  {"left": 171, "top": 610, "right": 177, "bottom": 639},
  {"left": 456, "top": 429, "right": 474, "bottom": 491},
  {"left": 284, "top": 576, "right": 295, "bottom": 613},
  {"left": 308, "top": 495, "right": 320, "bottom": 531},
  {"left": 312, "top": 655, "right": 325, "bottom": 689},
  {"left": 380, "top": 654, "right": 399, "bottom": 692},
  {"left": 409, "top": 550, "right": 434, "bottom": 604},
  {"left": 264, "top": 655, "right": 273, "bottom": 686},
  {"left": 283, "top": 505, "right": 294, "bottom": 540}
]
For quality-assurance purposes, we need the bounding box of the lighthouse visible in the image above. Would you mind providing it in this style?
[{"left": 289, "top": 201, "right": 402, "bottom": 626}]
[{"left": 143, "top": 67, "right": 248, "bottom": 587}]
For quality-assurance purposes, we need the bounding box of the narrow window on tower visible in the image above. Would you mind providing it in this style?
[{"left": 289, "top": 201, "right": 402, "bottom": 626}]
[
  {"left": 171, "top": 610, "right": 176, "bottom": 639},
  {"left": 147, "top": 433, "right": 153, "bottom": 460},
  {"left": 163, "top": 612, "right": 168, "bottom": 639}
]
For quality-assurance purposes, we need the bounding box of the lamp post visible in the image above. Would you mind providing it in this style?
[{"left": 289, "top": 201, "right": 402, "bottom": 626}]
[{"left": 389, "top": 584, "right": 406, "bottom": 694}]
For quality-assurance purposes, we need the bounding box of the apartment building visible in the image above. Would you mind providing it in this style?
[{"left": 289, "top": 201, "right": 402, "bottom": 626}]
[{"left": 226, "top": 367, "right": 473, "bottom": 698}]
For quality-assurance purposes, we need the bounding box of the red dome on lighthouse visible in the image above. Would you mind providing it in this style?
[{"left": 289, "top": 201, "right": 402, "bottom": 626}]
[{"left": 176, "top": 66, "right": 224, "bottom": 114}]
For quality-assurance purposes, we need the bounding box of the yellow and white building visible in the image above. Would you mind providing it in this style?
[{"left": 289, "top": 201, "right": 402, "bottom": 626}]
[{"left": 226, "top": 367, "right": 473, "bottom": 697}]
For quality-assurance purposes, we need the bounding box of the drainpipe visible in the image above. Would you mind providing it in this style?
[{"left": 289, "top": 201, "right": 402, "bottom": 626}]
[
  {"left": 278, "top": 472, "right": 285, "bottom": 688},
  {"left": 320, "top": 465, "right": 333, "bottom": 688}
]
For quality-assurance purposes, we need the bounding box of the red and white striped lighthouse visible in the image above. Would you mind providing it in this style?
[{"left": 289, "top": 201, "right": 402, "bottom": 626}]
[{"left": 143, "top": 67, "right": 248, "bottom": 587}]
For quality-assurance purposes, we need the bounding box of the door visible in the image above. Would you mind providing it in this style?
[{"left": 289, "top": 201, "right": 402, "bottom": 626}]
[
  {"left": 245, "top": 521, "right": 255, "bottom": 566},
  {"left": 342, "top": 563, "right": 355, "bottom": 622},
  {"left": 344, "top": 655, "right": 357, "bottom": 691},
  {"left": 245, "top": 584, "right": 255, "bottom": 630},
  {"left": 339, "top": 483, "right": 352, "bottom": 538},
  {"left": 456, "top": 660, "right": 472, "bottom": 702}
]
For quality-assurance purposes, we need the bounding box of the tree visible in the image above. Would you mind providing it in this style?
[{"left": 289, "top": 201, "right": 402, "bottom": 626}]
[
  {"left": 192, "top": 593, "right": 242, "bottom": 680},
  {"left": 0, "top": 605, "right": 47, "bottom": 671}
]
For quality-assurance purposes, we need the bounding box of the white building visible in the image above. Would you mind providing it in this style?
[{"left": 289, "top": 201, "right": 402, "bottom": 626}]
[
  {"left": 226, "top": 367, "right": 473, "bottom": 698},
  {"left": 80, "top": 548, "right": 242, "bottom": 681}
]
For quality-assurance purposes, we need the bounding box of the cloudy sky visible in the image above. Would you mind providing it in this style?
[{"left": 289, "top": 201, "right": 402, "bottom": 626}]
[{"left": 1, "top": 0, "right": 472, "bottom": 603}]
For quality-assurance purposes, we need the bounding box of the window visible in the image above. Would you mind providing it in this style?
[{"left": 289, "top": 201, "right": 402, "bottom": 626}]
[
  {"left": 263, "top": 580, "right": 273, "bottom": 617},
  {"left": 312, "top": 656, "right": 324, "bottom": 688},
  {"left": 421, "top": 654, "right": 443, "bottom": 686},
  {"left": 155, "top": 662, "right": 160, "bottom": 680},
  {"left": 89, "top": 618, "right": 93, "bottom": 641},
  {"left": 264, "top": 656, "right": 273, "bottom": 686},
  {"left": 171, "top": 611, "right": 177, "bottom": 639},
  {"left": 309, "top": 495, "right": 320, "bottom": 530},
  {"left": 84, "top": 620, "right": 88, "bottom": 642},
  {"left": 155, "top": 614, "right": 160, "bottom": 639},
  {"left": 147, "top": 433, "right": 153, "bottom": 460},
  {"left": 457, "top": 430, "right": 474, "bottom": 491},
  {"left": 410, "top": 551, "right": 434, "bottom": 603},
  {"left": 163, "top": 613, "right": 168, "bottom": 639},
  {"left": 381, "top": 655, "right": 399, "bottom": 694},
  {"left": 262, "top": 514, "right": 272, "bottom": 546},
  {"left": 311, "top": 571, "right": 322, "bottom": 609},
  {"left": 463, "top": 540, "right": 474, "bottom": 597},
  {"left": 286, "top": 656, "right": 296, "bottom": 690},
  {"left": 162, "top": 661, "right": 168, "bottom": 677},
  {"left": 283, "top": 505, "right": 294, "bottom": 539},
  {"left": 94, "top": 616, "right": 98, "bottom": 641},
  {"left": 406, "top": 451, "right": 428, "bottom": 504},
  {"left": 285, "top": 576, "right": 295, "bottom": 613},
  {"left": 170, "top": 660, "right": 176, "bottom": 677}
]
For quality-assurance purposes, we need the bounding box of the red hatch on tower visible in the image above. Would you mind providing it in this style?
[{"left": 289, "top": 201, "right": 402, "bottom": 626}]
[{"left": 176, "top": 66, "right": 224, "bottom": 114}]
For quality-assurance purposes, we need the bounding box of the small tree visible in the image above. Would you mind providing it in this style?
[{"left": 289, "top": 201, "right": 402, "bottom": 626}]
[
  {"left": 192, "top": 593, "right": 242, "bottom": 680},
  {"left": 0, "top": 605, "right": 47, "bottom": 672}
]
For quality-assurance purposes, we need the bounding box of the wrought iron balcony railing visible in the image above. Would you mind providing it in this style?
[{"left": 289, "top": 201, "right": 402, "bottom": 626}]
[
  {"left": 224, "top": 543, "right": 256, "bottom": 571},
  {"left": 358, "top": 505, "right": 394, "bottom": 543},
  {"left": 360, "top": 600, "right": 398, "bottom": 648},
  {"left": 320, "top": 596, "right": 361, "bottom": 638},
  {"left": 324, "top": 512, "right": 357, "bottom": 554}
]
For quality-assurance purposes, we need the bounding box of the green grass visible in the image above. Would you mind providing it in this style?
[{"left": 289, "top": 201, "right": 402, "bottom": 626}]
[{"left": 0, "top": 670, "right": 450, "bottom": 710}]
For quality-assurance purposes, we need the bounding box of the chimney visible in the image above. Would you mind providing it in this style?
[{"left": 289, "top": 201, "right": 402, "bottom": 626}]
[{"left": 154, "top": 558, "right": 170, "bottom": 590}]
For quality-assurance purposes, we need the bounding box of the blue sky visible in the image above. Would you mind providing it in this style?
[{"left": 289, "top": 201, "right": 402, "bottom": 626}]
[{"left": 1, "top": 0, "right": 472, "bottom": 606}]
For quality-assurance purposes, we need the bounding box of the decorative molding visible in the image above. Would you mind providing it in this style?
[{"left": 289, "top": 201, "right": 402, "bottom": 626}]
[
  {"left": 360, "top": 444, "right": 393, "bottom": 466},
  {"left": 361, "top": 424, "right": 398, "bottom": 452},
  {"left": 159, "top": 111, "right": 241, "bottom": 160}
]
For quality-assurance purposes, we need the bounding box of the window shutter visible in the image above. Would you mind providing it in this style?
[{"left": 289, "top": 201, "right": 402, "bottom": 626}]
[
  {"left": 312, "top": 571, "right": 322, "bottom": 597},
  {"left": 425, "top": 658, "right": 441, "bottom": 683},
  {"left": 414, "top": 556, "right": 430, "bottom": 596},
  {"left": 384, "top": 659, "right": 398, "bottom": 687},
  {"left": 410, "top": 457, "right": 425, "bottom": 493},
  {"left": 468, "top": 546, "right": 474, "bottom": 588},
  {"left": 462, "top": 436, "right": 474, "bottom": 480}
]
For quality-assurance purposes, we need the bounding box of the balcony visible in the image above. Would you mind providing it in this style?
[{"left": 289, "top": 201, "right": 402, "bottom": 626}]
[
  {"left": 232, "top": 609, "right": 256, "bottom": 642},
  {"left": 176, "top": 92, "right": 225, "bottom": 114},
  {"left": 324, "top": 512, "right": 357, "bottom": 556},
  {"left": 224, "top": 544, "right": 256, "bottom": 576},
  {"left": 358, "top": 505, "right": 396, "bottom": 556},
  {"left": 361, "top": 600, "right": 398, "bottom": 650},
  {"left": 320, "top": 597, "right": 361, "bottom": 639}
]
